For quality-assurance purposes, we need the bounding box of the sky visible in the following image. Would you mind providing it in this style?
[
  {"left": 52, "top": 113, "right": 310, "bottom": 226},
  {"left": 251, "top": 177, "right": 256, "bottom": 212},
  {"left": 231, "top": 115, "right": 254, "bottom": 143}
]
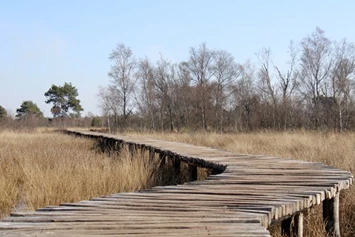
[{"left": 1, "top": 0, "right": 355, "bottom": 117}]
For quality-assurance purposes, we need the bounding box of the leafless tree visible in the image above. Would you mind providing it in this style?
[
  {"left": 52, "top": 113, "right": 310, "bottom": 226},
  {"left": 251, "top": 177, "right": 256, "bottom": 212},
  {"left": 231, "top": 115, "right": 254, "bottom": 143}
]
[
  {"left": 173, "top": 63, "right": 194, "bottom": 130},
  {"left": 330, "top": 39, "right": 355, "bottom": 131},
  {"left": 212, "top": 50, "right": 241, "bottom": 132},
  {"left": 232, "top": 61, "right": 258, "bottom": 131},
  {"left": 299, "top": 27, "right": 333, "bottom": 129},
  {"left": 154, "top": 56, "right": 175, "bottom": 131},
  {"left": 135, "top": 58, "right": 156, "bottom": 130},
  {"left": 183, "top": 43, "right": 214, "bottom": 130},
  {"left": 97, "top": 30, "right": 355, "bottom": 132},
  {"left": 257, "top": 48, "right": 278, "bottom": 129},
  {"left": 97, "top": 86, "right": 121, "bottom": 132},
  {"left": 108, "top": 43, "right": 136, "bottom": 130},
  {"left": 274, "top": 41, "right": 299, "bottom": 129}
]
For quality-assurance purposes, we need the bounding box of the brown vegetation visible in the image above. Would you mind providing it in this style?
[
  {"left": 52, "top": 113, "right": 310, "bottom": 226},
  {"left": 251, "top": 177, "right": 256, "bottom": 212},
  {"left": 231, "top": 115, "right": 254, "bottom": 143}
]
[{"left": 0, "top": 130, "right": 156, "bottom": 218}]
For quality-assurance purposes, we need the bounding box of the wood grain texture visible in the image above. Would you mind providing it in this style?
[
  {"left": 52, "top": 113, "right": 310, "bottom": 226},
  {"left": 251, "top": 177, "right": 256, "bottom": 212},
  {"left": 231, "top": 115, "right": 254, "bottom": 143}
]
[{"left": 0, "top": 129, "right": 352, "bottom": 237}]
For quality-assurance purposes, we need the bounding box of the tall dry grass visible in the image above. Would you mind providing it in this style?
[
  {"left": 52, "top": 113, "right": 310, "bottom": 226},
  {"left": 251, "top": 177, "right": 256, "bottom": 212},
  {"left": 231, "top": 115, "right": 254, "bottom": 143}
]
[
  {"left": 0, "top": 130, "right": 155, "bottom": 218},
  {"left": 131, "top": 131, "right": 355, "bottom": 237}
]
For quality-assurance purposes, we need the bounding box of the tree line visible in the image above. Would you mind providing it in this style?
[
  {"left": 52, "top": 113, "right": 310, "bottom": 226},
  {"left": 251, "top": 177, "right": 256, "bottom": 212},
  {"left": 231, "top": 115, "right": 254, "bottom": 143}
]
[
  {"left": 99, "top": 27, "right": 355, "bottom": 132},
  {"left": 0, "top": 83, "right": 83, "bottom": 128},
  {"left": 2, "top": 27, "right": 354, "bottom": 133}
]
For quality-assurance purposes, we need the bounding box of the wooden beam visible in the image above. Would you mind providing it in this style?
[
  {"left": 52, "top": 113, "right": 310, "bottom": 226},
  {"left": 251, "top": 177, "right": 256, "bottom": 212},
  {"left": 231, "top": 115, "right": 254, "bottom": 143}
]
[{"left": 323, "top": 193, "right": 341, "bottom": 237}]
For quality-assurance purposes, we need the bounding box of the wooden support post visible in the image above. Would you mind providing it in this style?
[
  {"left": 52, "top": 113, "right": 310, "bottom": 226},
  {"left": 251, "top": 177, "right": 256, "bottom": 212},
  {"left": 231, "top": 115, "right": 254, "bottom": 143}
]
[
  {"left": 108, "top": 139, "right": 113, "bottom": 150},
  {"left": 106, "top": 139, "right": 112, "bottom": 154},
  {"left": 173, "top": 156, "right": 180, "bottom": 184},
  {"left": 140, "top": 144, "right": 145, "bottom": 155},
  {"left": 281, "top": 212, "right": 303, "bottom": 237},
  {"left": 295, "top": 212, "right": 303, "bottom": 237},
  {"left": 104, "top": 138, "right": 109, "bottom": 153},
  {"left": 281, "top": 217, "right": 292, "bottom": 237},
  {"left": 117, "top": 141, "right": 123, "bottom": 153},
  {"left": 106, "top": 138, "right": 110, "bottom": 150},
  {"left": 114, "top": 141, "right": 118, "bottom": 152},
  {"left": 97, "top": 137, "right": 103, "bottom": 152},
  {"left": 158, "top": 153, "right": 166, "bottom": 168},
  {"left": 323, "top": 193, "right": 341, "bottom": 237},
  {"left": 164, "top": 153, "right": 170, "bottom": 165},
  {"left": 128, "top": 143, "right": 134, "bottom": 158},
  {"left": 149, "top": 147, "right": 155, "bottom": 162},
  {"left": 158, "top": 153, "right": 164, "bottom": 162},
  {"left": 109, "top": 139, "right": 116, "bottom": 153},
  {"left": 187, "top": 164, "right": 197, "bottom": 182}
]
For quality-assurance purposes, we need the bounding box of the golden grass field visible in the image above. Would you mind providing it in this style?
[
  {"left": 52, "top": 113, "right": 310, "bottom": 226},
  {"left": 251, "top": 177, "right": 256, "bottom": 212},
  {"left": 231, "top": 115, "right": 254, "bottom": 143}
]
[
  {"left": 134, "top": 131, "right": 354, "bottom": 237},
  {"left": 0, "top": 129, "right": 354, "bottom": 237},
  {"left": 0, "top": 130, "right": 155, "bottom": 219}
]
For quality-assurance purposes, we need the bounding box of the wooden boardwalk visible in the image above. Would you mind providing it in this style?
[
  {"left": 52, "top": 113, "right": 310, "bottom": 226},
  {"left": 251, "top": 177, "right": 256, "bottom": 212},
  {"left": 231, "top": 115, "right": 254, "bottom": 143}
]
[{"left": 0, "top": 130, "right": 353, "bottom": 237}]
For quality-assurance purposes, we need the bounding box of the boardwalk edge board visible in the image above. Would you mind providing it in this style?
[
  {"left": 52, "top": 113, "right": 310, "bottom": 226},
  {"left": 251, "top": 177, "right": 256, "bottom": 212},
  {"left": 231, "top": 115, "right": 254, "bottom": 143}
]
[{"left": 0, "top": 129, "right": 353, "bottom": 237}]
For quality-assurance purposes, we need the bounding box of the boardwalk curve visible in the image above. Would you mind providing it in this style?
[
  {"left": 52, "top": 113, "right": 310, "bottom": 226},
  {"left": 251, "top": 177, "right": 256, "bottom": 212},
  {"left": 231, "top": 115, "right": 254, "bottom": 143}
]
[{"left": 0, "top": 130, "right": 353, "bottom": 237}]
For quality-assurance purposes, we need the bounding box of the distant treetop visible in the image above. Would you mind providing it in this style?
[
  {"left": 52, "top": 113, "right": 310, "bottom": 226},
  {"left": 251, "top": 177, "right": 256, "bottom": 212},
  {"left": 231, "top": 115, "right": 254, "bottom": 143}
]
[
  {"left": 0, "top": 105, "right": 7, "bottom": 119},
  {"left": 44, "top": 82, "right": 83, "bottom": 118},
  {"left": 16, "top": 101, "right": 43, "bottom": 118}
]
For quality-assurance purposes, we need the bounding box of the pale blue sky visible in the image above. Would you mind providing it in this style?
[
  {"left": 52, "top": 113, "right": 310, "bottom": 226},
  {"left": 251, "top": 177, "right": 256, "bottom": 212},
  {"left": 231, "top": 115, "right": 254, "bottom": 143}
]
[{"left": 1, "top": 0, "right": 355, "bottom": 117}]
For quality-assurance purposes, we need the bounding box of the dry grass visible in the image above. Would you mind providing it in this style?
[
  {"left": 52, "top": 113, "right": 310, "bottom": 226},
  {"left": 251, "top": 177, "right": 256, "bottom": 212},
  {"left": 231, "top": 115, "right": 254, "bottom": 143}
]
[
  {"left": 0, "top": 130, "right": 155, "bottom": 218},
  {"left": 130, "top": 131, "right": 355, "bottom": 237}
]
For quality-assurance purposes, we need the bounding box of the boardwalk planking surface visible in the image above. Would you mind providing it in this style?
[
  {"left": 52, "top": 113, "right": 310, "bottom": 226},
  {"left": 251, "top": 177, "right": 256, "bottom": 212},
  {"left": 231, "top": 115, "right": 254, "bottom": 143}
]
[{"left": 0, "top": 130, "right": 353, "bottom": 236}]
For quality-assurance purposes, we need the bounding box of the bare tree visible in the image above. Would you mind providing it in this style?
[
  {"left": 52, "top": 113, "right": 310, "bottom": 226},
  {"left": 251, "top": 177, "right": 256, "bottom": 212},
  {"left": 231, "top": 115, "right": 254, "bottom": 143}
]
[
  {"left": 184, "top": 43, "right": 214, "bottom": 130},
  {"left": 299, "top": 27, "right": 333, "bottom": 129},
  {"left": 274, "top": 41, "right": 299, "bottom": 129},
  {"left": 135, "top": 58, "right": 156, "bottom": 130},
  {"left": 231, "top": 61, "right": 258, "bottom": 131},
  {"left": 331, "top": 39, "right": 355, "bottom": 131},
  {"left": 97, "top": 86, "right": 121, "bottom": 132},
  {"left": 257, "top": 48, "right": 278, "bottom": 129},
  {"left": 212, "top": 50, "right": 241, "bottom": 132},
  {"left": 154, "top": 56, "right": 175, "bottom": 131},
  {"left": 108, "top": 43, "right": 136, "bottom": 130},
  {"left": 96, "top": 31, "right": 355, "bottom": 132},
  {"left": 173, "top": 63, "right": 194, "bottom": 130}
]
